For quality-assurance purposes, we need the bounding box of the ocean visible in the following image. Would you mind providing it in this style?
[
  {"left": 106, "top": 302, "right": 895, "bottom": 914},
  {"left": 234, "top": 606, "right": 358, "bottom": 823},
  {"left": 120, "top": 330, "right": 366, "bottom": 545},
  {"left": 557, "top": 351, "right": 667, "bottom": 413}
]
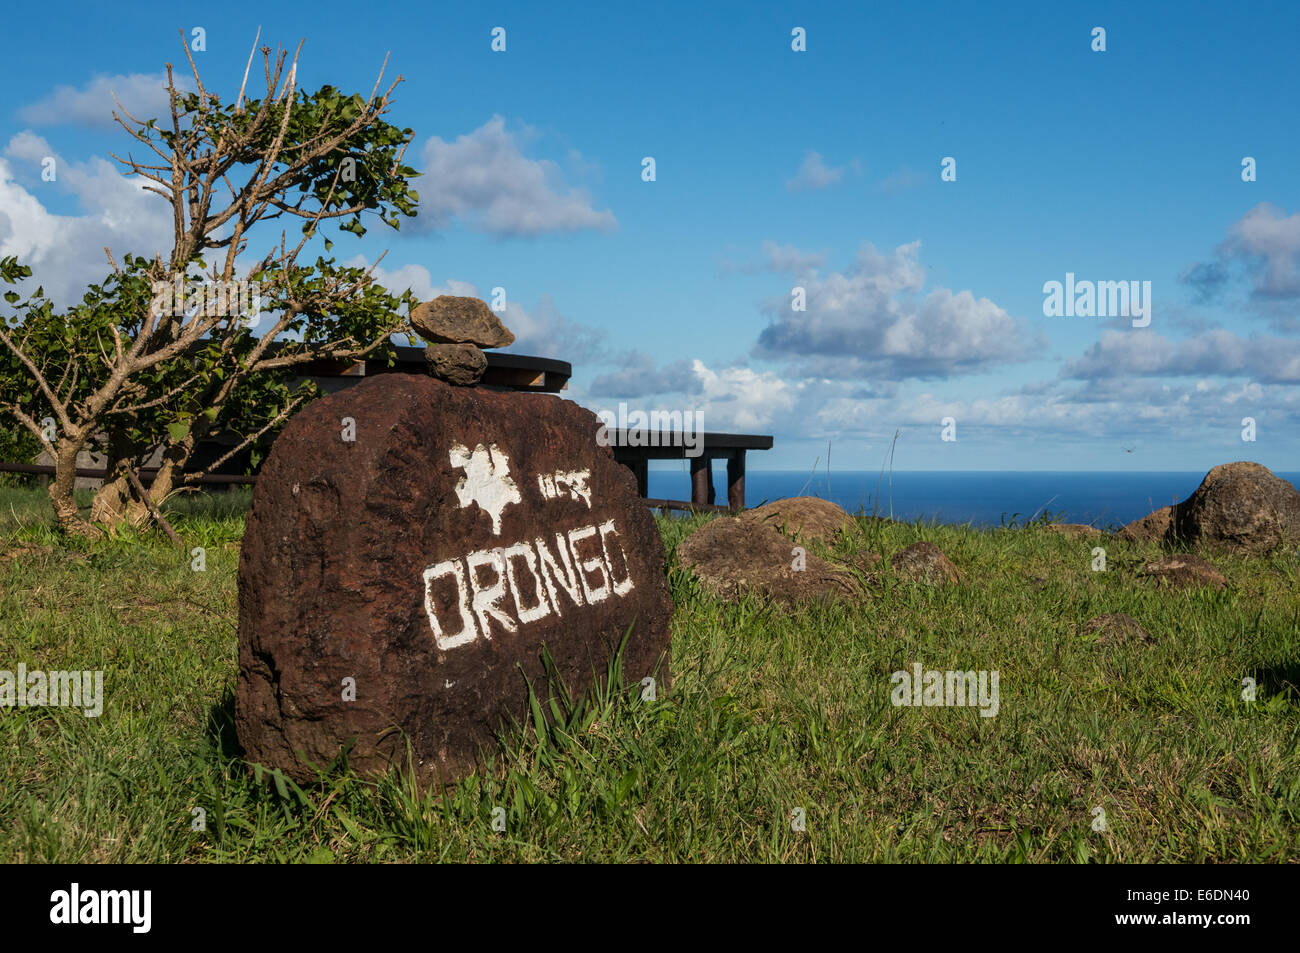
[{"left": 645, "top": 469, "right": 1300, "bottom": 529}]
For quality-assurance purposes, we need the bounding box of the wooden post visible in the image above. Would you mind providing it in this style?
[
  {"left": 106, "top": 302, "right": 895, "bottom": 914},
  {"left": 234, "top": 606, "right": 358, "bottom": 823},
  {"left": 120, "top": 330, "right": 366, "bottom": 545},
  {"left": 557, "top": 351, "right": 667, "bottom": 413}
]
[
  {"left": 726, "top": 450, "right": 746, "bottom": 511},
  {"left": 632, "top": 457, "right": 649, "bottom": 498},
  {"left": 690, "top": 455, "right": 715, "bottom": 505}
]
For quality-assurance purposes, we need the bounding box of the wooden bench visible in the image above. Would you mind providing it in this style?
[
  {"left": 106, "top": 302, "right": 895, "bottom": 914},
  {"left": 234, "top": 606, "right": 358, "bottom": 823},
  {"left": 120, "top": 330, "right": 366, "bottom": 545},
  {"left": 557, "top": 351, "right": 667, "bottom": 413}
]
[{"left": 607, "top": 431, "right": 774, "bottom": 511}]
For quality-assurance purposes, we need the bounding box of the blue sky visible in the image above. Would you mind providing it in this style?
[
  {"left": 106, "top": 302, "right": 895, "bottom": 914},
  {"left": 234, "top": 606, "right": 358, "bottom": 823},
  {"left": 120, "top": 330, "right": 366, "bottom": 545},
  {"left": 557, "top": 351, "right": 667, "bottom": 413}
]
[{"left": 2, "top": 0, "right": 1297, "bottom": 471}]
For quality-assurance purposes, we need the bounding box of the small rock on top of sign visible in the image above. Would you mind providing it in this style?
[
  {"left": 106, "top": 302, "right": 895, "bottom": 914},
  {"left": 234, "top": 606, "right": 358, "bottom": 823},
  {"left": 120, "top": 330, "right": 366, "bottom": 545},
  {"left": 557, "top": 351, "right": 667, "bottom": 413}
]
[
  {"left": 410, "top": 295, "right": 515, "bottom": 349},
  {"left": 425, "top": 342, "right": 487, "bottom": 387}
]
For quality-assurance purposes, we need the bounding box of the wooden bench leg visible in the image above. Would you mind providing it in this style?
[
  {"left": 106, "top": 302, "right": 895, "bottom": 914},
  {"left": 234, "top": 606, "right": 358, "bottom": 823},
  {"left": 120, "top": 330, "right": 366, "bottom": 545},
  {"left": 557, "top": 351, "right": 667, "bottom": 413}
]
[
  {"left": 727, "top": 450, "right": 746, "bottom": 511},
  {"left": 690, "top": 455, "right": 715, "bottom": 506}
]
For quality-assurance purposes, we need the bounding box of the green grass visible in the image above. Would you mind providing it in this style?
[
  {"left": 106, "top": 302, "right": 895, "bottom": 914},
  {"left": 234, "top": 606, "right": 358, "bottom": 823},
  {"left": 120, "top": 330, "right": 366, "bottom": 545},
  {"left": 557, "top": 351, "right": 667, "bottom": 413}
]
[{"left": 0, "top": 486, "right": 1297, "bottom": 862}]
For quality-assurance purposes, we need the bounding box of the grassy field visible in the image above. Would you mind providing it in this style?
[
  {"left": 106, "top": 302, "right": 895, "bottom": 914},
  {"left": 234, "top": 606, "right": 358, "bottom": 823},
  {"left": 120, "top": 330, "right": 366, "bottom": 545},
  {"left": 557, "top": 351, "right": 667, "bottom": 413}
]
[{"left": 0, "top": 484, "right": 1297, "bottom": 863}]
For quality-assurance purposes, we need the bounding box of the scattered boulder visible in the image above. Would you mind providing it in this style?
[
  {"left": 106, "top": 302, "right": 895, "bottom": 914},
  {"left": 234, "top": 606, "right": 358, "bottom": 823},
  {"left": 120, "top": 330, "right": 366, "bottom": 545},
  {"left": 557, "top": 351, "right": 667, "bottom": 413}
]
[
  {"left": 890, "top": 542, "right": 962, "bottom": 585},
  {"left": 1118, "top": 505, "right": 1176, "bottom": 543},
  {"left": 1118, "top": 463, "right": 1300, "bottom": 553},
  {"left": 741, "top": 496, "right": 856, "bottom": 545},
  {"left": 1174, "top": 462, "right": 1300, "bottom": 554},
  {"left": 677, "top": 517, "right": 861, "bottom": 604},
  {"left": 1083, "top": 613, "right": 1152, "bottom": 645},
  {"left": 425, "top": 343, "right": 487, "bottom": 387},
  {"left": 1139, "top": 554, "right": 1226, "bottom": 590},
  {"left": 236, "top": 374, "right": 672, "bottom": 788},
  {"left": 410, "top": 296, "right": 515, "bottom": 349}
]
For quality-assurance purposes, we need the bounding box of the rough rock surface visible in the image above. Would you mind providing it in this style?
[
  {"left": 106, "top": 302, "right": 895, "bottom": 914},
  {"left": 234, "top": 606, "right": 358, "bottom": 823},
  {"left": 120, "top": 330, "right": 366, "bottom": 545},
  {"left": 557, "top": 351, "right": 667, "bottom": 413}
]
[
  {"left": 425, "top": 343, "right": 487, "bottom": 386},
  {"left": 1117, "top": 462, "right": 1300, "bottom": 552},
  {"left": 740, "top": 496, "right": 856, "bottom": 544},
  {"left": 676, "top": 517, "right": 861, "bottom": 604},
  {"left": 1139, "top": 554, "right": 1227, "bottom": 590},
  {"left": 1083, "top": 613, "right": 1152, "bottom": 645},
  {"left": 1117, "top": 505, "right": 1176, "bottom": 543},
  {"left": 890, "top": 542, "right": 962, "bottom": 585},
  {"left": 236, "top": 374, "right": 671, "bottom": 787},
  {"left": 410, "top": 296, "right": 515, "bottom": 349},
  {"left": 1174, "top": 462, "right": 1300, "bottom": 553}
]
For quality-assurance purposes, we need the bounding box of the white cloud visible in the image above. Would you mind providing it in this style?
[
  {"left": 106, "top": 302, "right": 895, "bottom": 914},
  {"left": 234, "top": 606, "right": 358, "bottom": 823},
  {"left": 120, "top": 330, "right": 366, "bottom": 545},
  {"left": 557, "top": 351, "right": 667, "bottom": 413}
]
[
  {"left": 19, "top": 73, "right": 194, "bottom": 129},
  {"left": 1224, "top": 203, "right": 1300, "bottom": 298},
  {"left": 758, "top": 240, "right": 826, "bottom": 275},
  {"left": 691, "top": 360, "right": 799, "bottom": 432},
  {"left": 877, "top": 166, "right": 927, "bottom": 194},
  {"left": 588, "top": 351, "right": 702, "bottom": 397},
  {"left": 348, "top": 258, "right": 474, "bottom": 308},
  {"left": 753, "top": 240, "right": 1037, "bottom": 379},
  {"left": 717, "top": 240, "right": 827, "bottom": 276},
  {"left": 786, "top": 151, "right": 858, "bottom": 192},
  {"left": 500, "top": 292, "right": 608, "bottom": 362},
  {"left": 1183, "top": 203, "right": 1300, "bottom": 303},
  {"left": 570, "top": 343, "right": 1299, "bottom": 459},
  {"left": 0, "top": 136, "right": 172, "bottom": 307},
  {"left": 1063, "top": 329, "right": 1300, "bottom": 383},
  {"left": 414, "top": 116, "right": 616, "bottom": 236},
  {"left": 578, "top": 357, "right": 800, "bottom": 434}
]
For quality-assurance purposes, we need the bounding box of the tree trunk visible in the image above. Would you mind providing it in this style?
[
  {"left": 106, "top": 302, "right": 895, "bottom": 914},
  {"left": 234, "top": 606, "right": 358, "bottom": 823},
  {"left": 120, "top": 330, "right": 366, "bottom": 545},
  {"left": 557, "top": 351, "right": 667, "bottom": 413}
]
[
  {"left": 89, "top": 433, "right": 148, "bottom": 527},
  {"left": 87, "top": 431, "right": 197, "bottom": 530},
  {"left": 149, "top": 429, "right": 199, "bottom": 506},
  {"left": 89, "top": 475, "right": 148, "bottom": 527},
  {"left": 48, "top": 434, "right": 99, "bottom": 538}
]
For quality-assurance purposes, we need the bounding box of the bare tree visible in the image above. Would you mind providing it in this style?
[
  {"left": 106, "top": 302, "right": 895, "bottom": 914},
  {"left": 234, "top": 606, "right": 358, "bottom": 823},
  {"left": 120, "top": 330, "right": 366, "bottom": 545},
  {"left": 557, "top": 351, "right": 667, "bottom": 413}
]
[{"left": 0, "top": 30, "right": 421, "bottom": 536}]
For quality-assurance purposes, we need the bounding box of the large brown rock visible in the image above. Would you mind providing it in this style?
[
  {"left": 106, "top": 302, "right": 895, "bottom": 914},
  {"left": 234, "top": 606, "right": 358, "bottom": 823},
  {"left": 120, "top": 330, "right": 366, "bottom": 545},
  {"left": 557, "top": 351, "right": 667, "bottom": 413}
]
[
  {"left": 740, "top": 496, "right": 856, "bottom": 545},
  {"left": 676, "top": 517, "right": 861, "bottom": 604},
  {"left": 410, "top": 296, "right": 515, "bottom": 349},
  {"left": 1174, "top": 462, "right": 1300, "bottom": 553},
  {"left": 236, "top": 375, "right": 671, "bottom": 787},
  {"left": 1117, "top": 463, "right": 1300, "bottom": 553}
]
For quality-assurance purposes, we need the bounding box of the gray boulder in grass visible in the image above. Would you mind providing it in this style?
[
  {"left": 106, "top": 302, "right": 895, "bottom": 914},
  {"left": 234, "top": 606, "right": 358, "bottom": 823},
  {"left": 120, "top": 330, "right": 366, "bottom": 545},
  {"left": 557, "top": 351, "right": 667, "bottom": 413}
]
[
  {"left": 1173, "top": 462, "right": 1300, "bottom": 554},
  {"left": 740, "top": 496, "right": 856, "bottom": 545},
  {"left": 1118, "top": 462, "right": 1300, "bottom": 553},
  {"left": 677, "top": 516, "right": 861, "bottom": 605}
]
